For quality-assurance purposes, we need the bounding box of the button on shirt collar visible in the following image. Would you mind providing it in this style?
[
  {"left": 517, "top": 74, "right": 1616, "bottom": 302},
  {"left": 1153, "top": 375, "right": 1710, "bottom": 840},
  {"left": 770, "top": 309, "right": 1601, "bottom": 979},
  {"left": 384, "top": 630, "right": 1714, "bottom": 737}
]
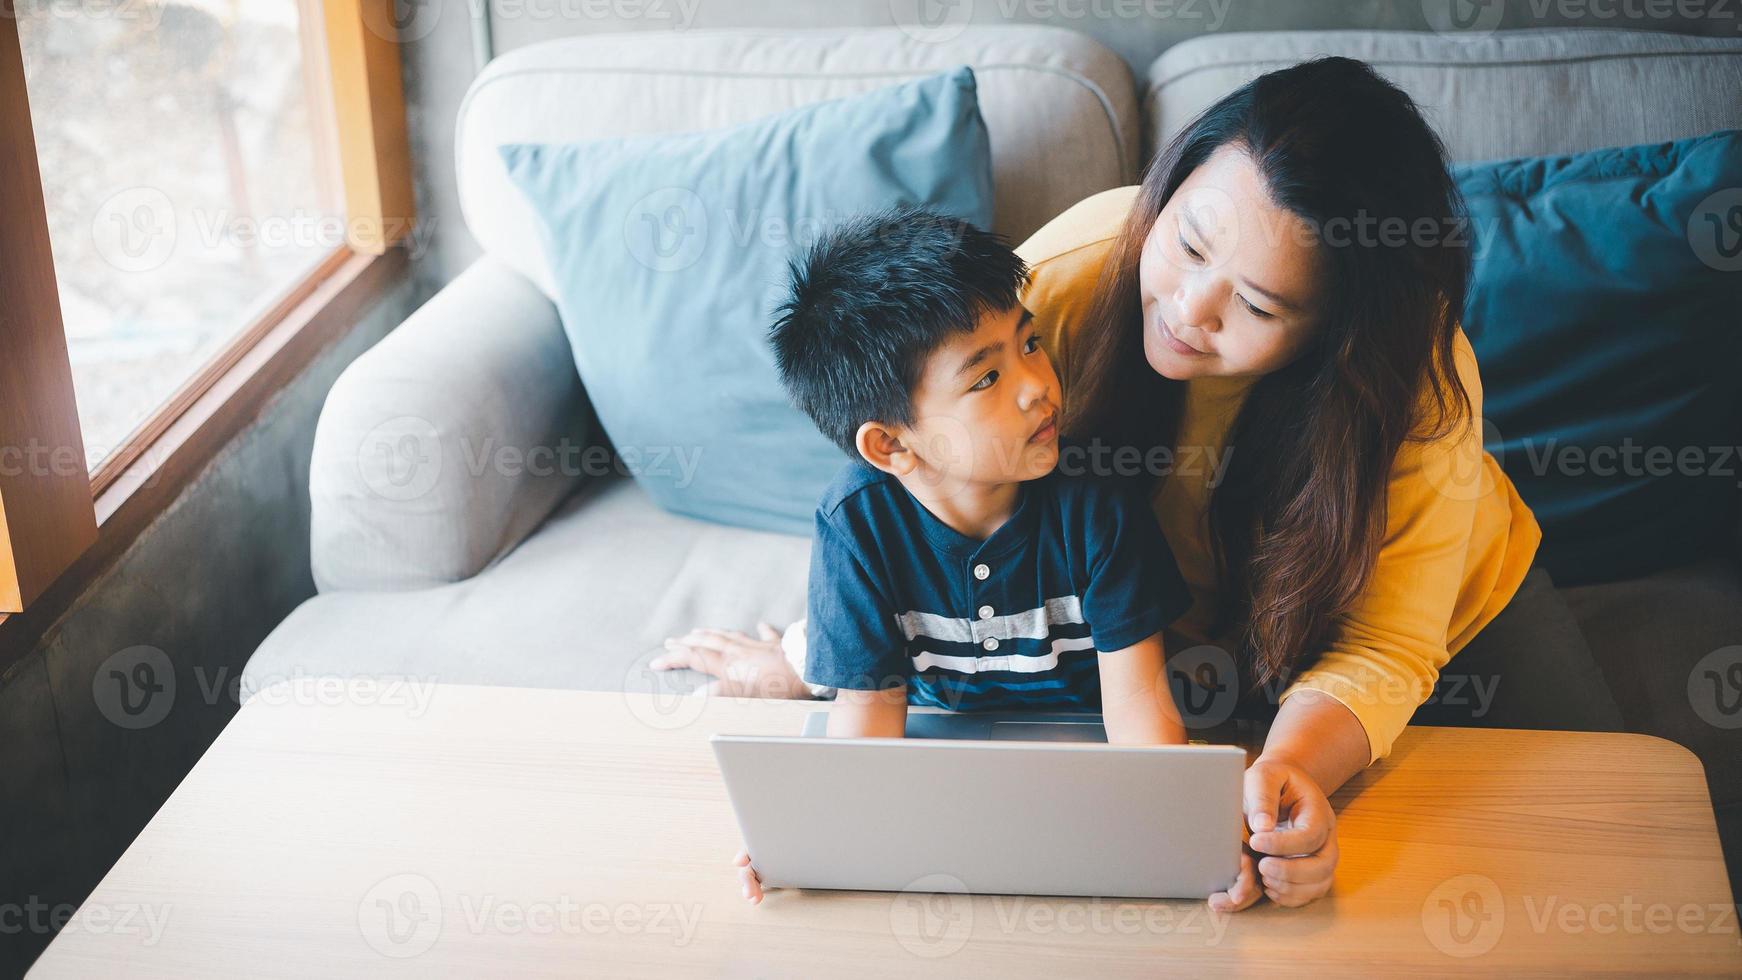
[{"left": 907, "top": 479, "right": 1040, "bottom": 561}]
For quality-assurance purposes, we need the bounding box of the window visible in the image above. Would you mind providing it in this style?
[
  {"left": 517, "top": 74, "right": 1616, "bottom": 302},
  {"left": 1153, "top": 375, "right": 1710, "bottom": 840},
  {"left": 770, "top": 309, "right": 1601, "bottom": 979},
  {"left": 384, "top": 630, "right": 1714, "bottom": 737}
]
[
  {"left": 16, "top": 0, "right": 342, "bottom": 475},
  {"left": 0, "top": 0, "right": 411, "bottom": 620}
]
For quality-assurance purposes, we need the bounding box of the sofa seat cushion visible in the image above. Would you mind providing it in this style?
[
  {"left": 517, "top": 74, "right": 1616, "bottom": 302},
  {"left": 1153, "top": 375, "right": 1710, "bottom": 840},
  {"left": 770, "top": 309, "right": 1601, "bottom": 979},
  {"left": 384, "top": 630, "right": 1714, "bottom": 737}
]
[
  {"left": 1560, "top": 560, "right": 1742, "bottom": 891},
  {"left": 1561, "top": 558, "right": 1742, "bottom": 803},
  {"left": 247, "top": 477, "right": 810, "bottom": 696},
  {"left": 1560, "top": 558, "right": 1742, "bottom": 894}
]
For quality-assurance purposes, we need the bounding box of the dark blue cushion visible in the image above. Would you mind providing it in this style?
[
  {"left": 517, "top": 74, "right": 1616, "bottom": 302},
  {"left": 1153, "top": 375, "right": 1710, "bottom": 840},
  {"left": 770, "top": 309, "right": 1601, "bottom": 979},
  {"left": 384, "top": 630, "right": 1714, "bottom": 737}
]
[{"left": 1456, "top": 131, "right": 1742, "bottom": 585}]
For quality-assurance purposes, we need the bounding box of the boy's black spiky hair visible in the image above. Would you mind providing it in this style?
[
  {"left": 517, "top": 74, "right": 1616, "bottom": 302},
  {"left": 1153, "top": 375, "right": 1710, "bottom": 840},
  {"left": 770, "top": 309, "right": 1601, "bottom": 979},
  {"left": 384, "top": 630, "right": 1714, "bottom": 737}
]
[{"left": 770, "top": 205, "right": 1029, "bottom": 460}]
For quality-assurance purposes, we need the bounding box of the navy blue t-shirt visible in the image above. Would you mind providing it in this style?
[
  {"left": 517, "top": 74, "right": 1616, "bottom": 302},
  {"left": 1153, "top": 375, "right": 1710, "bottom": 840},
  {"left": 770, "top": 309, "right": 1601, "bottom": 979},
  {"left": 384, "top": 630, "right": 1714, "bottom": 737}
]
[{"left": 804, "top": 458, "right": 1192, "bottom": 711}]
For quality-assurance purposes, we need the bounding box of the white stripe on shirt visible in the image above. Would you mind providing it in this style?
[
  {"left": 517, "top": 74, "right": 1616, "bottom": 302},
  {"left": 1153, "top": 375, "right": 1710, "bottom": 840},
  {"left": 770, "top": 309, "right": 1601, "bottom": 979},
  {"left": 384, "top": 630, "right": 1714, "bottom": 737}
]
[
  {"left": 895, "top": 595, "right": 1085, "bottom": 645},
  {"left": 909, "top": 635, "right": 1097, "bottom": 675}
]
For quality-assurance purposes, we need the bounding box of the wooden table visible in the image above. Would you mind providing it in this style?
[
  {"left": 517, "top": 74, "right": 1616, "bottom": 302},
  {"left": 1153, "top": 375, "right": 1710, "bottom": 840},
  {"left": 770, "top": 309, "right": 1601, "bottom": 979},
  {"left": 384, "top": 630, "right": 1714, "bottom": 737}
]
[{"left": 28, "top": 680, "right": 1741, "bottom": 977}]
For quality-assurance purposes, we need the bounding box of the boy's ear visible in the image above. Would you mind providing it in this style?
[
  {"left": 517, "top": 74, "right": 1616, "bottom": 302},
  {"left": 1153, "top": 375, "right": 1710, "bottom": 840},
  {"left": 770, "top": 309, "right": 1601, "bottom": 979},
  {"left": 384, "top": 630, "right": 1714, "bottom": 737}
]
[{"left": 854, "top": 421, "right": 917, "bottom": 477}]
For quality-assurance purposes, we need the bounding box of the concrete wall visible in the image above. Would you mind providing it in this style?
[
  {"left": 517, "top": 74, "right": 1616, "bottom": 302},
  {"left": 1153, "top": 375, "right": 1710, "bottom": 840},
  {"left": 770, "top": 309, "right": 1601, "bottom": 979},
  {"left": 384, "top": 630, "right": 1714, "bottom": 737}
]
[
  {"left": 399, "top": 0, "right": 1741, "bottom": 291},
  {"left": 0, "top": 275, "right": 422, "bottom": 976}
]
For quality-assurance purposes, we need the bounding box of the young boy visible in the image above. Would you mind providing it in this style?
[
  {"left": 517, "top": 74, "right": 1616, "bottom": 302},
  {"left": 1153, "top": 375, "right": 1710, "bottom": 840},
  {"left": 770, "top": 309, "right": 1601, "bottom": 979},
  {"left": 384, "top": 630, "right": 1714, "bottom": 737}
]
[
  {"left": 771, "top": 206, "right": 1195, "bottom": 744},
  {"left": 721, "top": 207, "right": 1196, "bottom": 902}
]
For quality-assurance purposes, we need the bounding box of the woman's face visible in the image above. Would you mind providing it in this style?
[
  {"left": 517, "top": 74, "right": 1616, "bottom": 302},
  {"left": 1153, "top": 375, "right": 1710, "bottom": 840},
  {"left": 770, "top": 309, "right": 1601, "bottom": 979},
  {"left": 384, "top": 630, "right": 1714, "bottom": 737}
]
[{"left": 1138, "top": 144, "right": 1325, "bottom": 381}]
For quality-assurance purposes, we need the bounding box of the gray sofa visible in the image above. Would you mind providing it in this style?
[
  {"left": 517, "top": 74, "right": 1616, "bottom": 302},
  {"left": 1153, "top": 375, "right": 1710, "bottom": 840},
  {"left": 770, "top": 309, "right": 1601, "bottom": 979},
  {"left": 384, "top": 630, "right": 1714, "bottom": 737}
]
[{"left": 246, "top": 26, "right": 1742, "bottom": 877}]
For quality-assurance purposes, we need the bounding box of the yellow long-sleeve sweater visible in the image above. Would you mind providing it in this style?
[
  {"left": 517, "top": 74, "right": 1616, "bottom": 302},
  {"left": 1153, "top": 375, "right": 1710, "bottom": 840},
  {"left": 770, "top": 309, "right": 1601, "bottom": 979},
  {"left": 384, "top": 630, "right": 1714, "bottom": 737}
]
[{"left": 1018, "top": 186, "right": 1541, "bottom": 762}]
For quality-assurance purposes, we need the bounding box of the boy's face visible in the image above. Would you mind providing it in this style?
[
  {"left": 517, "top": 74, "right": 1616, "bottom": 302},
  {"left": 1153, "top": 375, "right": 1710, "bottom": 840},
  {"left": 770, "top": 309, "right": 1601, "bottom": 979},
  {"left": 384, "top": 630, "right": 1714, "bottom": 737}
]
[{"left": 880, "top": 303, "right": 1062, "bottom": 495}]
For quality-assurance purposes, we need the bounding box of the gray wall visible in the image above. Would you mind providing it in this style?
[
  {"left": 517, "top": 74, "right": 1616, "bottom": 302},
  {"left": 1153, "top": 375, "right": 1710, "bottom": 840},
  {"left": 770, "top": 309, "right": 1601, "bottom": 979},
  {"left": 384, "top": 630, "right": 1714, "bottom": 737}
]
[
  {"left": 0, "top": 276, "right": 421, "bottom": 976},
  {"left": 399, "top": 0, "right": 1740, "bottom": 292}
]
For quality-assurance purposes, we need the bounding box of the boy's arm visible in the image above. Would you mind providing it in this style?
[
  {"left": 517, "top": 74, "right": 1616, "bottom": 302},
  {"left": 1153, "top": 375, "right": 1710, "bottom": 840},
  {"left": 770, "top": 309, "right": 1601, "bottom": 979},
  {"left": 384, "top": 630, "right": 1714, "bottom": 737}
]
[
  {"left": 825, "top": 685, "right": 909, "bottom": 738},
  {"left": 1098, "top": 630, "right": 1186, "bottom": 746},
  {"left": 801, "top": 511, "right": 912, "bottom": 729},
  {"left": 1075, "top": 477, "right": 1192, "bottom": 744}
]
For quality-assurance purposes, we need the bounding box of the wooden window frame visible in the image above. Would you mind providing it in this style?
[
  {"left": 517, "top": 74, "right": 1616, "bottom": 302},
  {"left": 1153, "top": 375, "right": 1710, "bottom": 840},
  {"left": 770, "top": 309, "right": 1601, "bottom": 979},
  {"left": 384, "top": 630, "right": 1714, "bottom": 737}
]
[{"left": 0, "top": 0, "right": 415, "bottom": 661}]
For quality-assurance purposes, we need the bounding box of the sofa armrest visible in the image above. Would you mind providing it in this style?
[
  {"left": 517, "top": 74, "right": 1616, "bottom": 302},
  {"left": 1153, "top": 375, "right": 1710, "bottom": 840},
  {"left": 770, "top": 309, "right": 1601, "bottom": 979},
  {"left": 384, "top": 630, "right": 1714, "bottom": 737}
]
[{"left": 310, "top": 256, "right": 592, "bottom": 591}]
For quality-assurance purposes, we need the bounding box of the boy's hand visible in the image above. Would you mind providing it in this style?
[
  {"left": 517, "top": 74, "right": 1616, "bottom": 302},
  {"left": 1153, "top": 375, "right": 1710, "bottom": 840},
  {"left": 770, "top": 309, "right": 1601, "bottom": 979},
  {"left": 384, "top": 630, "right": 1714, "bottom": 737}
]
[{"left": 734, "top": 847, "right": 764, "bottom": 904}]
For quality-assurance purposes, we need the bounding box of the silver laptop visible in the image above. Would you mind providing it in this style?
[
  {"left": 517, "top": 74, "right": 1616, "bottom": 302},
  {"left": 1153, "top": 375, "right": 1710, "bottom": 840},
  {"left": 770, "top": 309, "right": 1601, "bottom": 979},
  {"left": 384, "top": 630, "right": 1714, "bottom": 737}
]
[{"left": 711, "top": 710, "right": 1245, "bottom": 899}]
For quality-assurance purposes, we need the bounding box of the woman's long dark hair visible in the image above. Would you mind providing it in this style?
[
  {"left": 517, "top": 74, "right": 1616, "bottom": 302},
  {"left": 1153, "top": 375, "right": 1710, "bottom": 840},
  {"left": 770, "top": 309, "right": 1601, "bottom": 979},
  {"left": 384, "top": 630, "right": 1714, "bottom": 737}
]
[{"left": 1067, "top": 57, "right": 1472, "bottom": 687}]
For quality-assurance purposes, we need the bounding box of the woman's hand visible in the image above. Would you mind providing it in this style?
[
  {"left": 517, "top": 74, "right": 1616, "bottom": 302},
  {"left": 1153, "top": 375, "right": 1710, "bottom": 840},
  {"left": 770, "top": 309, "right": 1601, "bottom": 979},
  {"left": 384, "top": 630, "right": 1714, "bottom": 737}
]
[
  {"left": 1209, "top": 755, "right": 1339, "bottom": 912},
  {"left": 652, "top": 622, "right": 814, "bottom": 699}
]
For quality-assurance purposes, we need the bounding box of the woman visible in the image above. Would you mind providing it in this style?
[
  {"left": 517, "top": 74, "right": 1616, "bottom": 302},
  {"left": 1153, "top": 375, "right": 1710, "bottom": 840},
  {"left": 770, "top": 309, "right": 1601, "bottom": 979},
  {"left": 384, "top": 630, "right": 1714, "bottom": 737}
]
[{"left": 655, "top": 57, "right": 1623, "bottom": 910}]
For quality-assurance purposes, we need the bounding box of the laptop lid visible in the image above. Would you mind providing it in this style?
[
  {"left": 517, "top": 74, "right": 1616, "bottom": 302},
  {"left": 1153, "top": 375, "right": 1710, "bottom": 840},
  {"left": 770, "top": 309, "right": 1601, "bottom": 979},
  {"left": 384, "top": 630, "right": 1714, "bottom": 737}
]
[{"left": 711, "top": 734, "right": 1244, "bottom": 899}]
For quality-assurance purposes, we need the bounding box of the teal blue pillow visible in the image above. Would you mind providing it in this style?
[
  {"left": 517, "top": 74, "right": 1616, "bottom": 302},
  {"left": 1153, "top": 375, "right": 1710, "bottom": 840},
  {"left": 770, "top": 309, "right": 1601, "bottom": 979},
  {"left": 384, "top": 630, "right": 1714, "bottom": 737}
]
[
  {"left": 1456, "top": 131, "right": 1742, "bottom": 585},
  {"left": 500, "top": 67, "right": 994, "bottom": 534}
]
